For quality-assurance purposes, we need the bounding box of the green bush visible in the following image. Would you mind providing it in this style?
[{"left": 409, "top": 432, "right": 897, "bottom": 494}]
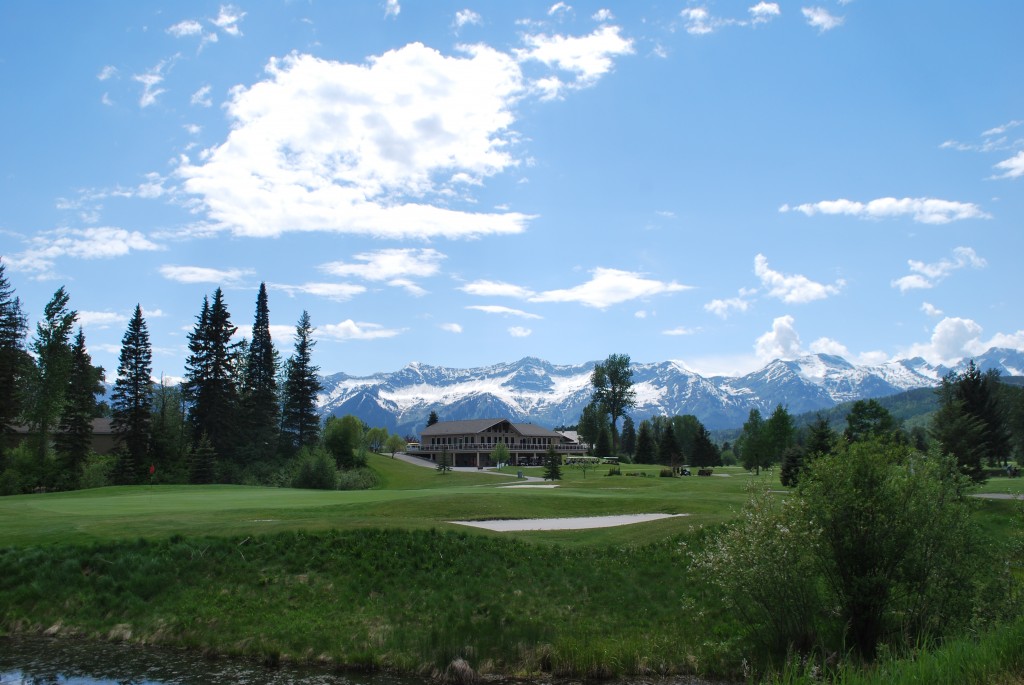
[
  {"left": 80, "top": 452, "right": 116, "bottom": 489},
  {"left": 605, "top": 467, "right": 621, "bottom": 476},
  {"left": 292, "top": 446, "right": 337, "bottom": 490},
  {"left": 336, "top": 467, "right": 380, "bottom": 490},
  {"left": 659, "top": 468, "right": 674, "bottom": 478}
]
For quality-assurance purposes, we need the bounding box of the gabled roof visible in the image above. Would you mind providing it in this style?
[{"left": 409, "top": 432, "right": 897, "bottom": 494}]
[{"left": 421, "top": 418, "right": 563, "bottom": 439}]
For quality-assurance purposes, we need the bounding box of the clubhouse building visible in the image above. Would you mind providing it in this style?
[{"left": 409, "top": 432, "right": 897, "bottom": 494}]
[{"left": 418, "top": 418, "right": 587, "bottom": 467}]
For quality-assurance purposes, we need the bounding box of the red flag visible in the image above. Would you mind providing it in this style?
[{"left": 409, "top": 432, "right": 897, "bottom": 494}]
[{"left": 149, "top": 464, "right": 155, "bottom": 475}]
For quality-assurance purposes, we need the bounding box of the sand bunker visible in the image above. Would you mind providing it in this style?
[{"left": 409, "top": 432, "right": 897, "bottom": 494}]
[
  {"left": 497, "top": 484, "right": 560, "bottom": 488},
  {"left": 449, "top": 513, "right": 686, "bottom": 531}
]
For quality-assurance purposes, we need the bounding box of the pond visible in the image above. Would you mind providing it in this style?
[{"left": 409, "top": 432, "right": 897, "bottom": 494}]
[{"left": 0, "top": 636, "right": 416, "bottom": 685}]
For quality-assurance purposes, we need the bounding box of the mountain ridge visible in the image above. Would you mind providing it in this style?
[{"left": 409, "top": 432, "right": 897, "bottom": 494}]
[{"left": 316, "top": 347, "right": 1024, "bottom": 437}]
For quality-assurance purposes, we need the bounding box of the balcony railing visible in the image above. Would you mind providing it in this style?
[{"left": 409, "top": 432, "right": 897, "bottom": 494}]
[{"left": 419, "top": 441, "right": 588, "bottom": 452}]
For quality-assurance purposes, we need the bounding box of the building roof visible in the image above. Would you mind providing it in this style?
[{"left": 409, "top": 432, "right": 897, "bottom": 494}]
[
  {"left": 10, "top": 418, "right": 113, "bottom": 435},
  {"left": 421, "top": 418, "right": 564, "bottom": 439}
]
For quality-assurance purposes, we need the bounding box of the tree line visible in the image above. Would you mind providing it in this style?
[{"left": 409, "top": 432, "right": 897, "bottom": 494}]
[{"left": 0, "top": 260, "right": 405, "bottom": 494}]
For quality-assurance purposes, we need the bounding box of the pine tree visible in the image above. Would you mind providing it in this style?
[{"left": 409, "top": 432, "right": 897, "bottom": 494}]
[
  {"left": 427, "top": 410, "right": 439, "bottom": 427},
  {"left": 691, "top": 423, "right": 720, "bottom": 467},
  {"left": 635, "top": 419, "right": 657, "bottom": 463},
  {"left": 240, "top": 283, "right": 280, "bottom": 463},
  {"left": 594, "top": 421, "right": 612, "bottom": 458},
  {"left": 184, "top": 289, "right": 239, "bottom": 466},
  {"left": 658, "top": 421, "right": 680, "bottom": 468},
  {"left": 54, "top": 328, "right": 104, "bottom": 488},
  {"left": 282, "top": 310, "right": 322, "bottom": 451},
  {"left": 0, "top": 260, "right": 29, "bottom": 449},
  {"left": 543, "top": 446, "right": 562, "bottom": 481},
  {"left": 620, "top": 415, "right": 636, "bottom": 456},
  {"left": 27, "top": 287, "right": 77, "bottom": 464},
  {"left": 189, "top": 432, "right": 217, "bottom": 485},
  {"left": 111, "top": 305, "right": 153, "bottom": 484}
]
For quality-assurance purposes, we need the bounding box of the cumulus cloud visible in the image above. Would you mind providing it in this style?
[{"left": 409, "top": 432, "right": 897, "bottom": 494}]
[
  {"left": 440, "top": 322, "right": 463, "bottom": 333},
  {"left": 460, "top": 279, "right": 536, "bottom": 298},
  {"left": 134, "top": 57, "right": 176, "bottom": 108},
  {"left": 515, "top": 25, "right": 634, "bottom": 97},
  {"left": 921, "top": 302, "right": 943, "bottom": 317},
  {"left": 454, "top": 9, "right": 481, "bottom": 28},
  {"left": 508, "top": 326, "right": 532, "bottom": 337},
  {"left": 592, "top": 8, "right": 614, "bottom": 22},
  {"left": 272, "top": 282, "right": 366, "bottom": 301},
  {"left": 749, "top": 2, "right": 781, "bottom": 24},
  {"left": 167, "top": 19, "right": 203, "bottom": 37},
  {"left": 681, "top": 8, "right": 720, "bottom": 35},
  {"left": 755, "top": 315, "right": 803, "bottom": 361},
  {"left": 384, "top": 0, "right": 400, "bottom": 19},
  {"left": 8, "top": 227, "right": 162, "bottom": 276},
  {"left": 320, "top": 319, "right": 403, "bottom": 340},
  {"left": 898, "top": 317, "right": 1024, "bottom": 365},
  {"left": 754, "top": 254, "right": 843, "bottom": 304},
  {"left": 530, "top": 267, "right": 690, "bottom": 309},
  {"left": 548, "top": 2, "right": 571, "bottom": 17},
  {"left": 97, "top": 65, "right": 118, "bottom": 81},
  {"left": 466, "top": 305, "right": 542, "bottom": 319},
  {"left": 891, "top": 246, "right": 986, "bottom": 292},
  {"left": 212, "top": 4, "right": 246, "bottom": 35},
  {"left": 681, "top": 4, "right": 778, "bottom": 34},
  {"left": 159, "top": 265, "right": 253, "bottom": 285},
  {"left": 320, "top": 248, "right": 445, "bottom": 283},
  {"left": 781, "top": 196, "right": 990, "bottom": 224},
  {"left": 177, "top": 46, "right": 532, "bottom": 240},
  {"left": 994, "top": 151, "right": 1024, "bottom": 179},
  {"left": 78, "top": 311, "right": 128, "bottom": 329},
  {"left": 663, "top": 326, "right": 697, "bottom": 336},
  {"left": 801, "top": 6, "right": 844, "bottom": 32},
  {"left": 704, "top": 288, "right": 757, "bottom": 318}
]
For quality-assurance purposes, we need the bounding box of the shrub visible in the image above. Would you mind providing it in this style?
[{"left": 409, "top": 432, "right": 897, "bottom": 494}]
[
  {"left": 659, "top": 469, "right": 674, "bottom": 478},
  {"left": 80, "top": 452, "right": 116, "bottom": 489},
  {"left": 292, "top": 446, "right": 336, "bottom": 490},
  {"left": 336, "top": 467, "right": 380, "bottom": 491},
  {"left": 605, "top": 467, "right": 621, "bottom": 476}
]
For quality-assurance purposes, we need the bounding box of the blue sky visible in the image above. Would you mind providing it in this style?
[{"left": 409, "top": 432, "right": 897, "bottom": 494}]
[{"left": 1, "top": 1, "right": 1022, "bottom": 380}]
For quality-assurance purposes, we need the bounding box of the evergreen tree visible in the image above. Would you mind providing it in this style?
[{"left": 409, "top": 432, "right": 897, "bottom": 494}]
[
  {"left": 738, "top": 408, "right": 771, "bottom": 475},
  {"left": 543, "top": 446, "right": 562, "bottom": 481},
  {"left": 932, "top": 372, "right": 992, "bottom": 481},
  {"left": 590, "top": 353, "right": 637, "bottom": 454},
  {"left": 150, "top": 378, "right": 188, "bottom": 482},
  {"left": 672, "top": 415, "right": 703, "bottom": 462},
  {"left": 844, "top": 399, "right": 897, "bottom": 443},
  {"left": 620, "top": 415, "right": 636, "bottom": 456},
  {"left": 55, "top": 328, "right": 104, "bottom": 488},
  {"left": 594, "top": 421, "right": 612, "bottom": 458},
  {"left": 779, "top": 446, "right": 806, "bottom": 487},
  {"left": 942, "top": 362, "right": 1011, "bottom": 467},
  {"left": 765, "top": 404, "right": 796, "bottom": 460},
  {"left": 111, "top": 305, "right": 153, "bottom": 484},
  {"left": 184, "top": 289, "right": 240, "bottom": 466},
  {"left": 281, "top": 310, "right": 322, "bottom": 451},
  {"left": 436, "top": 448, "right": 452, "bottom": 473},
  {"left": 27, "top": 287, "right": 77, "bottom": 465},
  {"left": 0, "top": 260, "right": 29, "bottom": 449},
  {"left": 691, "top": 423, "right": 720, "bottom": 467},
  {"left": 189, "top": 432, "right": 216, "bottom": 485},
  {"left": 240, "top": 283, "right": 280, "bottom": 463},
  {"left": 634, "top": 419, "right": 657, "bottom": 463},
  {"left": 427, "top": 410, "right": 439, "bottom": 427},
  {"left": 806, "top": 413, "right": 837, "bottom": 458},
  {"left": 658, "top": 421, "right": 680, "bottom": 468}
]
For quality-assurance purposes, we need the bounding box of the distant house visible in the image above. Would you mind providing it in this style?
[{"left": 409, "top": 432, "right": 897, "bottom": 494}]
[
  {"left": 419, "top": 418, "right": 586, "bottom": 467},
  {"left": 9, "top": 418, "right": 117, "bottom": 455}
]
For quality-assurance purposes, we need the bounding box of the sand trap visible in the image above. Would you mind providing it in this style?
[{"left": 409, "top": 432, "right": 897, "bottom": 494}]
[
  {"left": 449, "top": 513, "right": 686, "bottom": 531},
  {"left": 497, "top": 484, "right": 560, "bottom": 488}
]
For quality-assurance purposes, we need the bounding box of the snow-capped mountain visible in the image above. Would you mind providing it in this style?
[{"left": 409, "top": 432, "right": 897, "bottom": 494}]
[{"left": 316, "top": 348, "right": 1024, "bottom": 436}]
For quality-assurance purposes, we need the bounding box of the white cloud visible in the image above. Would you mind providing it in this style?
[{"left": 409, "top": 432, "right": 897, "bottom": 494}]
[
  {"left": 663, "top": 326, "right": 697, "bottom": 336},
  {"left": 891, "top": 246, "right": 987, "bottom": 292},
  {"left": 460, "top": 279, "right": 536, "bottom": 298},
  {"left": 898, "top": 318, "right": 1024, "bottom": 364},
  {"left": 177, "top": 46, "right": 532, "bottom": 240},
  {"left": 548, "top": 2, "right": 571, "bottom": 16},
  {"left": 921, "top": 302, "right": 943, "bottom": 317},
  {"left": 159, "top": 265, "right": 253, "bottom": 285},
  {"left": 97, "top": 65, "right": 118, "bottom": 81},
  {"left": 384, "top": 0, "right": 400, "bottom": 19},
  {"left": 236, "top": 323, "right": 294, "bottom": 342},
  {"left": 320, "top": 319, "right": 403, "bottom": 340},
  {"left": 994, "top": 151, "right": 1024, "bottom": 179},
  {"left": 440, "top": 322, "right": 463, "bottom": 333},
  {"left": 680, "top": 8, "right": 722, "bottom": 35},
  {"left": 592, "top": 9, "right": 614, "bottom": 22},
  {"left": 508, "top": 326, "right": 532, "bottom": 337},
  {"left": 754, "top": 254, "right": 842, "bottom": 304},
  {"left": 78, "top": 311, "right": 128, "bottom": 329},
  {"left": 191, "top": 85, "right": 212, "bottom": 107},
  {"left": 9, "top": 227, "right": 162, "bottom": 276},
  {"left": 749, "top": 2, "right": 781, "bottom": 24},
  {"left": 755, "top": 315, "right": 803, "bottom": 361},
  {"left": 466, "top": 305, "right": 543, "bottom": 319},
  {"left": 388, "top": 278, "right": 428, "bottom": 297},
  {"left": 454, "top": 9, "right": 481, "bottom": 28},
  {"left": 134, "top": 57, "right": 175, "bottom": 108},
  {"left": 801, "top": 7, "right": 844, "bottom": 32},
  {"left": 983, "top": 120, "right": 1023, "bottom": 137},
  {"left": 272, "top": 282, "right": 366, "bottom": 301},
  {"left": 320, "top": 248, "right": 445, "bottom": 282},
  {"left": 781, "top": 197, "right": 990, "bottom": 224},
  {"left": 212, "top": 4, "right": 246, "bottom": 35},
  {"left": 704, "top": 291, "right": 753, "bottom": 318},
  {"left": 515, "top": 25, "right": 634, "bottom": 97},
  {"left": 530, "top": 267, "right": 690, "bottom": 309},
  {"left": 168, "top": 19, "right": 203, "bottom": 37}
]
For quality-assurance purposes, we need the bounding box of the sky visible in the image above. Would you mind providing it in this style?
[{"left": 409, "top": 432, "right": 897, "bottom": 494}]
[{"left": 1, "top": 1, "right": 1022, "bottom": 381}]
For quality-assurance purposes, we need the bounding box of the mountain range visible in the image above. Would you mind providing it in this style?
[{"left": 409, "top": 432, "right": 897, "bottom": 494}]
[{"left": 317, "top": 348, "right": 1024, "bottom": 437}]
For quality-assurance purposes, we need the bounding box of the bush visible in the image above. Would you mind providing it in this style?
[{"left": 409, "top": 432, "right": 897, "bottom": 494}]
[
  {"left": 80, "top": 452, "right": 116, "bottom": 489},
  {"left": 292, "top": 447, "right": 336, "bottom": 490},
  {"left": 659, "top": 469, "right": 674, "bottom": 478},
  {"left": 336, "top": 467, "right": 380, "bottom": 491},
  {"left": 605, "top": 467, "right": 621, "bottom": 476}
]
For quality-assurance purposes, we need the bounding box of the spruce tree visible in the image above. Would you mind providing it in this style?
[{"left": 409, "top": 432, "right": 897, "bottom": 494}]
[
  {"left": 189, "top": 432, "right": 217, "bottom": 484},
  {"left": 634, "top": 419, "right": 657, "bottom": 464},
  {"left": 241, "top": 283, "right": 280, "bottom": 463},
  {"left": 184, "top": 289, "right": 239, "bottom": 466},
  {"left": 543, "top": 446, "right": 562, "bottom": 481},
  {"left": 282, "top": 310, "right": 322, "bottom": 451},
  {"left": 55, "top": 328, "right": 105, "bottom": 488},
  {"left": 658, "top": 421, "right": 680, "bottom": 468},
  {"left": 111, "top": 305, "right": 153, "bottom": 484},
  {"left": 620, "top": 415, "right": 636, "bottom": 457},
  {"left": 0, "top": 260, "right": 28, "bottom": 449},
  {"left": 594, "top": 421, "right": 612, "bottom": 458},
  {"left": 427, "top": 410, "right": 439, "bottom": 427}
]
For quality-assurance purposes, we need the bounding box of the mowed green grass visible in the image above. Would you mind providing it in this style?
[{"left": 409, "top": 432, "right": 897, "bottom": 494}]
[{"left": 0, "top": 456, "right": 764, "bottom": 548}]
